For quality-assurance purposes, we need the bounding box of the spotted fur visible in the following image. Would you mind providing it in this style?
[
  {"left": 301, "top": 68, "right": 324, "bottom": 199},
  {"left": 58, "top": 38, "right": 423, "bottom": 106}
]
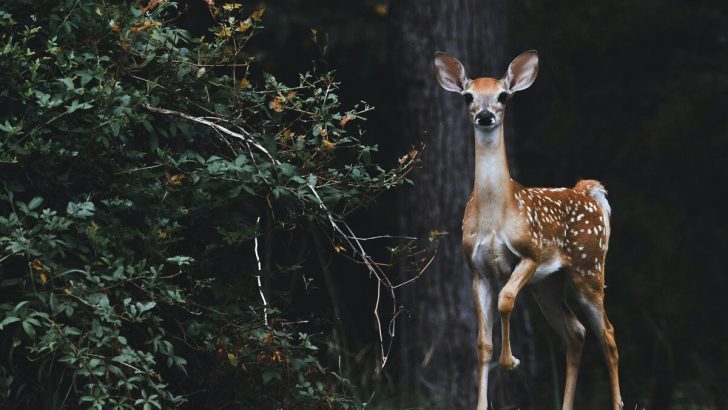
[
  {"left": 435, "top": 50, "right": 623, "bottom": 410},
  {"left": 514, "top": 180, "right": 610, "bottom": 279}
]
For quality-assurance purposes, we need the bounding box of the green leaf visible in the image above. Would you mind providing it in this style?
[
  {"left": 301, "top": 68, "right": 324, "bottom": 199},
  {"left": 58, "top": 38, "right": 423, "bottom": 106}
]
[
  {"left": 110, "top": 120, "right": 120, "bottom": 136},
  {"left": 98, "top": 295, "right": 110, "bottom": 309},
  {"left": 262, "top": 369, "right": 281, "bottom": 384},
  {"left": 21, "top": 320, "right": 36, "bottom": 338},
  {"left": 0, "top": 316, "right": 20, "bottom": 329},
  {"left": 64, "top": 100, "right": 92, "bottom": 113},
  {"left": 66, "top": 201, "right": 95, "bottom": 219},
  {"left": 12, "top": 301, "right": 29, "bottom": 312},
  {"left": 27, "top": 197, "right": 43, "bottom": 210},
  {"left": 58, "top": 77, "right": 75, "bottom": 90}
]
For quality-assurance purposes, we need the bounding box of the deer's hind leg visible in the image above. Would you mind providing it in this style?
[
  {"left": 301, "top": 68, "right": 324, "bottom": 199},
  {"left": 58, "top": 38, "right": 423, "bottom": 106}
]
[
  {"left": 532, "top": 273, "right": 586, "bottom": 410},
  {"left": 570, "top": 271, "right": 623, "bottom": 410}
]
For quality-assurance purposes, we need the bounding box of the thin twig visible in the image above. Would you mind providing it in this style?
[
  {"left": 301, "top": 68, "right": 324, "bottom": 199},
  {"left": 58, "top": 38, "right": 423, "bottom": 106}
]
[
  {"left": 254, "top": 216, "right": 269, "bottom": 326},
  {"left": 308, "top": 182, "right": 396, "bottom": 367},
  {"left": 343, "top": 234, "right": 417, "bottom": 242},
  {"left": 113, "top": 164, "right": 163, "bottom": 175},
  {"left": 392, "top": 242, "right": 439, "bottom": 289}
]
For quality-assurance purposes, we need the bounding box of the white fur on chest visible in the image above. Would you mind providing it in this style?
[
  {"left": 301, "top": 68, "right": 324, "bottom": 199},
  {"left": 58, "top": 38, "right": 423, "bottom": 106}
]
[
  {"left": 469, "top": 231, "right": 518, "bottom": 280},
  {"left": 469, "top": 231, "right": 564, "bottom": 283}
]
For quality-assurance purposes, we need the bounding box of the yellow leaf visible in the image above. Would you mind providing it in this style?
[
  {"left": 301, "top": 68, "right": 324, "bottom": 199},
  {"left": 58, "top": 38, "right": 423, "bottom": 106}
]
[
  {"left": 334, "top": 245, "right": 345, "bottom": 253},
  {"left": 236, "top": 18, "right": 252, "bottom": 32},
  {"left": 157, "top": 230, "right": 168, "bottom": 239},
  {"left": 31, "top": 259, "right": 44, "bottom": 271},
  {"left": 130, "top": 20, "right": 161, "bottom": 33},
  {"left": 374, "top": 4, "right": 388, "bottom": 16},
  {"left": 251, "top": 8, "right": 265, "bottom": 22},
  {"left": 340, "top": 114, "right": 355, "bottom": 127},
  {"left": 398, "top": 149, "right": 420, "bottom": 165},
  {"left": 39, "top": 272, "right": 48, "bottom": 283},
  {"left": 227, "top": 352, "right": 239, "bottom": 367},
  {"left": 272, "top": 350, "right": 283, "bottom": 364},
  {"left": 141, "top": 0, "right": 165, "bottom": 13},
  {"left": 216, "top": 25, "right": 233, "bottom": 38},
  {"left": 322, "top": 139, "right": 336, "bottom": 149},
  {"left": 222, "top": 3, "right": 242, "bottom": 11},
  {"left": 165, "top": 170, "right": 186, "bottom": 186},
  {"left": 281, "top": 129, "right": 294, "bottom": 140},
  {"left": 429, "top": 230, "right": 447, "bottom": 239},
  {"left": 240, "top": 78, "right": 250, "bottom": 88}
]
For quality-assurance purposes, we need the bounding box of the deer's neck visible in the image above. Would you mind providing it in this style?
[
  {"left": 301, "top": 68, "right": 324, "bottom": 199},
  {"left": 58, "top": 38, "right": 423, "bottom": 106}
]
[{"left": 471, "top": 126, "right": 515, "bottom": 227}]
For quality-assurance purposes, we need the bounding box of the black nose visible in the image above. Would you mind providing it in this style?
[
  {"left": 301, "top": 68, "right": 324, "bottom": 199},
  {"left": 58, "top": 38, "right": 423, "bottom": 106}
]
[{"left": 475, "top": 111, "right": 495, "bottom": 126}]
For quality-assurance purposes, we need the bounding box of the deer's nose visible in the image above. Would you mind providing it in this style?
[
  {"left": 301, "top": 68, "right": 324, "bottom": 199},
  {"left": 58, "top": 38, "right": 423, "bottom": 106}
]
[{"left": 475, "top": 111, "right": 495, "bottom": 126}]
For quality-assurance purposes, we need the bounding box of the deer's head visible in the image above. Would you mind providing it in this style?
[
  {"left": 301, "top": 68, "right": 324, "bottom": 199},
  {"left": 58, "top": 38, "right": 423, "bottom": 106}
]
[{"left": 434, "top": 50, "right": 539, "bottom": 129}]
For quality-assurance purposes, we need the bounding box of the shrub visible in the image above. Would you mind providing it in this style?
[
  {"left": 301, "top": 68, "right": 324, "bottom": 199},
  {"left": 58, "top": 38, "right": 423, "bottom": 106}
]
[{"left": 0, "top": 1, "right": 418, "bottom": 408}]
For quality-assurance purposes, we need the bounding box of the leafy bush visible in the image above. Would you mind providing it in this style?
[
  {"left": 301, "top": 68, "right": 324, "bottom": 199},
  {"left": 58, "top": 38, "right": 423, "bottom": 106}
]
[{"left": 0, "top": 1, "right": 418, "bottom": 408}]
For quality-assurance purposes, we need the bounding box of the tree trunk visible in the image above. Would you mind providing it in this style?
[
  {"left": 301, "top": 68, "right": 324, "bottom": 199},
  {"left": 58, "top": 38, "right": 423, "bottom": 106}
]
[{"left": 389, "top": 2, "right": 536, "bottom": 408}]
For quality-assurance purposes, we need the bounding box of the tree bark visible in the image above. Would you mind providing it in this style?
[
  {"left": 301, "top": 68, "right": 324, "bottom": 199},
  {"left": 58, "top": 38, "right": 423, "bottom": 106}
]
[{"left": 389, "top": 1, "right": 536, "bottom": 408}]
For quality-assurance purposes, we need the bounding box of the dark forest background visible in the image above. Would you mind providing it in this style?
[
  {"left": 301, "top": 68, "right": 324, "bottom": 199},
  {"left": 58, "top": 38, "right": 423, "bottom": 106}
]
[
  {"left": 1, "top": 0, "right": 727, "bottom": 409},
  {"left": 248, "top": 0, "right": 728, "bottom": 409}
]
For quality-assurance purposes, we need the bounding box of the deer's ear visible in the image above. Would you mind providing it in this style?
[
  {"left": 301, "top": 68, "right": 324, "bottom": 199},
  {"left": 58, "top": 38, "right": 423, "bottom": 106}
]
[
  {"left": 504, "top": 50, "right": 538, "bottom": 92},
  {"left": 434, "top": 52, "right": 468, "bottom": 92}
]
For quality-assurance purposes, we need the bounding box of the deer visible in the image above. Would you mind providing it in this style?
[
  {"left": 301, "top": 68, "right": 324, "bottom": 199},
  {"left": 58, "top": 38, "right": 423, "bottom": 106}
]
[{"left": 433, "top": 50, "right": 622, "bottom": 410}]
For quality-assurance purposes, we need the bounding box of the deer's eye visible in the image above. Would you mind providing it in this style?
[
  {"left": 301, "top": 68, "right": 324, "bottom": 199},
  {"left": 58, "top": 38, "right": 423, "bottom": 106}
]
[
  {"left": 463, "top": 93, "right": 474, "bottom": 105},
  {"left": 497, "top": 92, "right": 509, "bottom": 104}
]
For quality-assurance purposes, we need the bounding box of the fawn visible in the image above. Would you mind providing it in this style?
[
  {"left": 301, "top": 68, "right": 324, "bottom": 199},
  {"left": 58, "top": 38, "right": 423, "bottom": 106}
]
[{"left": 434, "top": 50, "right": 622, "bottom": 410}]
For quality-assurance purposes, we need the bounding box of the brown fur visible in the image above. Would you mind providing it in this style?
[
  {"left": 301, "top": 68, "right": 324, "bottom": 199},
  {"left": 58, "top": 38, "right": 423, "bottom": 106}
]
[
  {"left": 469, "top": 77, "right": 501, "bottom": 94},
  {"left": 435, "top": 50, "right": 622, "bottom": 410},
  {"left": 514, "top": 183, "right": 609, "bottom": 281}
]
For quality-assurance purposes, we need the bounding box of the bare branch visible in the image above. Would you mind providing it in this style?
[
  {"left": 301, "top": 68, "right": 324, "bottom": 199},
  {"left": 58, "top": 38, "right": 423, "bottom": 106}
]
[
  {"left": 142, "top": 104, "right": 279, "bottom": 165},
  {"left": 308, "top": 182, "right": 396, "bottom": 367}
]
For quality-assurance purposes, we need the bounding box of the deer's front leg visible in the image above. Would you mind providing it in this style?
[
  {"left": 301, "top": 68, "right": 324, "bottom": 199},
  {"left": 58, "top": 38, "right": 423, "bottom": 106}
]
[
  {"left": 498, "top": 258, "right": 537, "bottom": 370},
  {"left": 473, "top": 276, "right": 495, "bottom": 410}
]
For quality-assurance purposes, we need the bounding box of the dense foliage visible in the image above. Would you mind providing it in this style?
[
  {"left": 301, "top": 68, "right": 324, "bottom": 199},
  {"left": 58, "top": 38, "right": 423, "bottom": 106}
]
[{"left": 0, "top": 1, "right": 419, "bottom": 408}]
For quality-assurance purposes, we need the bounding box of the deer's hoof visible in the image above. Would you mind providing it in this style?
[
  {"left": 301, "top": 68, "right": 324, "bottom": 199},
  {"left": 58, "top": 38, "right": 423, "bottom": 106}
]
[{"left": 498, "top": 355, "right": 520, "bottom": 371}]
